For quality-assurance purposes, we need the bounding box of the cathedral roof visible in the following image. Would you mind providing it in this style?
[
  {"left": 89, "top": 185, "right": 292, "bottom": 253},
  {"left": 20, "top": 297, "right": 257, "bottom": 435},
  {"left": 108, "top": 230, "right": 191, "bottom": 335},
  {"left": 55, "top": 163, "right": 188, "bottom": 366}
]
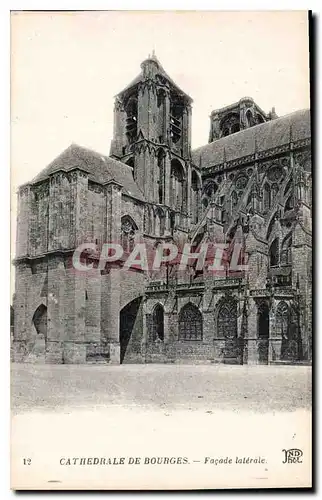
[
  {"left": 31, "top": 144, "right": 146, "bottom": 201},
  {"left": 192, "top": 108, "right": 310, "bottom": 169}
]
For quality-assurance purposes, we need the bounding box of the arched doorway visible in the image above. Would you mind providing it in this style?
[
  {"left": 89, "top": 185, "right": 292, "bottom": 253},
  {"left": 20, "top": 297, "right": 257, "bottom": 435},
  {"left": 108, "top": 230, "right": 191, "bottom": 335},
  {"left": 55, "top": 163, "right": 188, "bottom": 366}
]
[
  {"left": 277, "top": 302, "right": 302, "bottom": 362},
  {"left": 150, "top": 303, "right": 164, "bottom": 342},
  {"left": 119, "top": 297, "right": 143, "bottom": 364},
  {"left": 32, "top": 304, "right": 47, "bottom": 337},
  {"left": 257, "top": 301, "right": 269, "bottom": 364},
  {"left": 217, "top": 297, "right": 241, "bottom": 364}
]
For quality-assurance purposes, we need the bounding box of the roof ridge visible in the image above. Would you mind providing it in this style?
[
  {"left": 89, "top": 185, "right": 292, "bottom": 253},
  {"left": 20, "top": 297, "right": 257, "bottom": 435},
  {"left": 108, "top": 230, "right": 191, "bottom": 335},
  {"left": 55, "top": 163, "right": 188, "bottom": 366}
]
[
  {"left": 192, "top": 108, "right": 310, "bottom": 153},
  {"left": 191, "top": 108, "right": 310, "bottom": 169}
]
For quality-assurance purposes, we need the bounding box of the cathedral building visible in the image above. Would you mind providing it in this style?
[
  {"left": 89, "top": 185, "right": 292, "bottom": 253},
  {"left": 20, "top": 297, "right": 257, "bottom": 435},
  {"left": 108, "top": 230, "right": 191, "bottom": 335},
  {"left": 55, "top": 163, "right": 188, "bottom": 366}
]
[{"left": 13, "top": 53, "right": 312, "bottom": 365}]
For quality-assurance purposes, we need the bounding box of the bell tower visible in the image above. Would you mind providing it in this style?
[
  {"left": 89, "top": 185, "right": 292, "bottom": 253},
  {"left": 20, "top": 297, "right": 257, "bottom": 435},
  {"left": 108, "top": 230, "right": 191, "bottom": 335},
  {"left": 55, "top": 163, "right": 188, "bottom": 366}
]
[{"left": 110, "top": 53, "right": 193, "bottom": 219}]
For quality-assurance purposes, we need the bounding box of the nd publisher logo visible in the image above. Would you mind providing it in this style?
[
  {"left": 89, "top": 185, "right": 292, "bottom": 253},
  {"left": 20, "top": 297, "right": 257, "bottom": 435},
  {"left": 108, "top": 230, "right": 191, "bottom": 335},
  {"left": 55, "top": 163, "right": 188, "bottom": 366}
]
[{"left": 282, "top": 448, "right": 303, "bottom": 464}]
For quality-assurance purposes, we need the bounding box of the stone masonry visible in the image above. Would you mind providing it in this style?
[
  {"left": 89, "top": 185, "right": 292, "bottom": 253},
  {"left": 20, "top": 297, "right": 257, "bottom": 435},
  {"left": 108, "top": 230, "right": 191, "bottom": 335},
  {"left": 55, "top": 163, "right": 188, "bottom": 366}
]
[{"left": 13, "top": 53, "right": 312, "bottom": 365}]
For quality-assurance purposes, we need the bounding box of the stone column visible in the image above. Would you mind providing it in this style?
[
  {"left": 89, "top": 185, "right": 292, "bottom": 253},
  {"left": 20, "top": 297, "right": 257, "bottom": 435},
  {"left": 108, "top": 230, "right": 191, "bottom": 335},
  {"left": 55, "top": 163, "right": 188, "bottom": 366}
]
[
  {"left": 103, "top": 181, "right": 123, "bottom": 364},
  {"left": 164, "top": 210, "right": 171, "bottom": 236},
  {"left": 148, "top": 146, "right": 156, "bottom": 204},
  {"left": 246, "top": 297, "right": 259, "bottom": 364},
  {"left": 186, "top": 162, "right": 192, "bottom": 226},
  {"left": 85, "top": 269, "right": 101, "bottom": 345},
  {"left": 101, "top": 267, "right": 121, "bottom": 364},
  {"left": 268, "top": 301, "right": 282, "bottom": 363},
  {"left": 202, "top": 280, "right": 214, "bottom": 345},
  {"left": 46, "top": 255, "right": 67, "bottom": 363},
  {"left": 12, "top": 262, "right": 32, "bottom": 361},
  {"left": 164, "top": 88, "right": 171, "bottom": 144},
  {"left": 211, "top": 294, "right": 225, "bottom": 363},
  {"left": 75, "top": 170, "right": 89, "bottom": 246},
  {"left": 201, "top": 305, "right": 213, "bottom": 363},
  {"left": 187, "top": 105, "right": 192, "bottom": 155},
  {"left": 164, "top": 151, "right": 171, "bottom": 206},
  {"left": 163, "top": 312, "right": 171, "bottom": 344},
  {"left": 182, "top": 107, "right": 189, "bottom": 158},
  {"left": 141, "top": 297, "right": 148, "bottom": 362},
  {"left": 110, "top": 99, "right": 126, "bottom": 158},
  {"left": 138, "top": 82, "right": 153, "bottom": 140},
  {"left": 16, "top": 184, "right": 30, "bottom": 258}
]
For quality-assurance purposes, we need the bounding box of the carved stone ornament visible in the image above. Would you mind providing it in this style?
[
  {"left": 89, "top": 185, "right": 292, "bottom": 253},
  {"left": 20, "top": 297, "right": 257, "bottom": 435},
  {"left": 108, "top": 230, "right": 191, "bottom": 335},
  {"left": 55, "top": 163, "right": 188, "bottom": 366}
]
[
  {"left": 235, "top": 175, "right": 248, "bottom": 190},
  {"left": 121, "top": 220, "right": 135, "bottom": 234},
  {"left": 267, "top": 164, "right": 283, "bottom": 182}
]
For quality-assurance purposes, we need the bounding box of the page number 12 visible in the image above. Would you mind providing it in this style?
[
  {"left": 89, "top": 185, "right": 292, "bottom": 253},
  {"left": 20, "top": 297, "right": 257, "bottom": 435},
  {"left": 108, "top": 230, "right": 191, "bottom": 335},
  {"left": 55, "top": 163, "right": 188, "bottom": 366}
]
[{"left": 23, "top": 458, "right": 31, "bottom": 465}]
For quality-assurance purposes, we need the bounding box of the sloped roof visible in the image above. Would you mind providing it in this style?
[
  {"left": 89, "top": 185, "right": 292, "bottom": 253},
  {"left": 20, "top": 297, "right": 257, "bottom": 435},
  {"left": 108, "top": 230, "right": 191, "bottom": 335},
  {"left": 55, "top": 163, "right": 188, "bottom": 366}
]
[
  {"left": 31, "top": 144, "right": 145, "bottom": 201},
  {"left": 117, "top": 54, "right": 192, "bottom": 102},
  {"left": 192, "top": 109, "right": 310, "bottom": 169}
]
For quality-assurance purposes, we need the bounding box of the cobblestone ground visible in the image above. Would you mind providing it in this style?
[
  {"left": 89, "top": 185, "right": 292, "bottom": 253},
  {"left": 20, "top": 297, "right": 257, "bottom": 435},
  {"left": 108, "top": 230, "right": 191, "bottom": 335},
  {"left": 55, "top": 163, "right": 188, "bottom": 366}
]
[{"left": 11, "top": 363, "right": 311, "bottom": 414}]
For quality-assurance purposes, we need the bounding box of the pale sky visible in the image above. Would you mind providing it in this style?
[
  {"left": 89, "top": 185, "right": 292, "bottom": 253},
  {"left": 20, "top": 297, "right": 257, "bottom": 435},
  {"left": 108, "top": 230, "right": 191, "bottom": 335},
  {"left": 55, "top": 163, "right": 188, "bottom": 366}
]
[{"left": 10, "top": 10, "right": 310, "bottom": 268}]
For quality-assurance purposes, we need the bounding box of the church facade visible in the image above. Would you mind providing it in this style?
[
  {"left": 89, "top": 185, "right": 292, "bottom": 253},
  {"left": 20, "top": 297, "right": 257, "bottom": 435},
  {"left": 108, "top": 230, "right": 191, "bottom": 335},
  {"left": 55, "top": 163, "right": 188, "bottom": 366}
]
[{"left": 12, "top": 54, "right": 312, "bottom": 365}]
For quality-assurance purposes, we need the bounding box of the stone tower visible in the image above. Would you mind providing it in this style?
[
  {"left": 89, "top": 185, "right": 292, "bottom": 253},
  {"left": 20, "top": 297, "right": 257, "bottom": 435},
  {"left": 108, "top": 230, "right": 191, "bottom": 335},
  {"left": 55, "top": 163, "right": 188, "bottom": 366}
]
[
  {"left": 110, "top": 52, "right": 193, "bottom": 224},
  {"left": 208, "top": 97, "right": 278, "bottom": 142}
]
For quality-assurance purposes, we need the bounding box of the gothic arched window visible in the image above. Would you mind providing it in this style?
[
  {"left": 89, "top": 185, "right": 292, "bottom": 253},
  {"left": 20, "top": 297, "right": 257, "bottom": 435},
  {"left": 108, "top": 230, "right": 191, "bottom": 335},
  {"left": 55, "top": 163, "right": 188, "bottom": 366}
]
[
  {"left": 204, "top": 181, "right": 218, "bottom": 199},
  {"left": 170, "top": 159, "right": 185, "bottom": 210},
  {"left": 269, "top": 238, "right": 279, "bottom": 267},
  {"left": 281, "top": 235, "right": 292, "bottom": 265},
  {"left": 276, "top": 301, "right": 300, "bottom": 361},
  {"left": 125, "top": 96, "right": 138, "bottom": 144},
  {"left": 155, "top": 207, "right": 165, "bottom": 237},
  {"left": 276, "top": 301, "right": 289, "bottom": 338},
  {"left": 32, "top": 304, "right": 47, "bottom": 338},
  {"left": 217, "top": 298, "right": 237, "bottom": 339},
  {"left": 150, "top": 303, "right": 164, "bottom": 342},
  {"left": 307, "top": 175, "right": 312, "bottom": 206},
  {"left": 231, "top": 191, "right": 238, "bottom": 211},
  {"left": 121, "top": 216, "right": 137, "bottom": 253},
  {"left": 246, "top": 109, "right": 255, "bottom": 127},
  {"left": 179, "top": 303, "right": 203, "bottom": 341}
]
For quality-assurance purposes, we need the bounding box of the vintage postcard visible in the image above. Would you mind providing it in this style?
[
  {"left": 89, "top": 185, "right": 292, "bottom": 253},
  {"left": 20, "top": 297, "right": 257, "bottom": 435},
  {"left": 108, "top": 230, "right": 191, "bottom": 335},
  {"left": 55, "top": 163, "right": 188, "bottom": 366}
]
[{"left": 10, "top": 10, "right": 312, "bottom": 490}]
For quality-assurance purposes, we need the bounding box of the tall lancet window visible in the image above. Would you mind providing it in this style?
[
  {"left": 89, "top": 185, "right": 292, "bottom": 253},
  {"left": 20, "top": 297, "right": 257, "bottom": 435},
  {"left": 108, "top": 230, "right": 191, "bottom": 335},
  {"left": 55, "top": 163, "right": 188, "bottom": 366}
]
[
  {"left": 191, "top": 171, "right": 201, "bottom": 224},
  {"left": 157, "top": 149, "right": 165, "bottom": 204},
  {"left": 179, "top": 303, "right": 203, "bottom": 341},
  {"left": 125, "top": 95, "right": 138, "bottom": 145},
  {"left": 121, "top": 216, "right": 137, "bottom": 253},
  {"left": 170, "top": 159, "right": 185, "bottom": 211},
  {"left": 269, "top": 238, "right": 279, "bottom": 267}
]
